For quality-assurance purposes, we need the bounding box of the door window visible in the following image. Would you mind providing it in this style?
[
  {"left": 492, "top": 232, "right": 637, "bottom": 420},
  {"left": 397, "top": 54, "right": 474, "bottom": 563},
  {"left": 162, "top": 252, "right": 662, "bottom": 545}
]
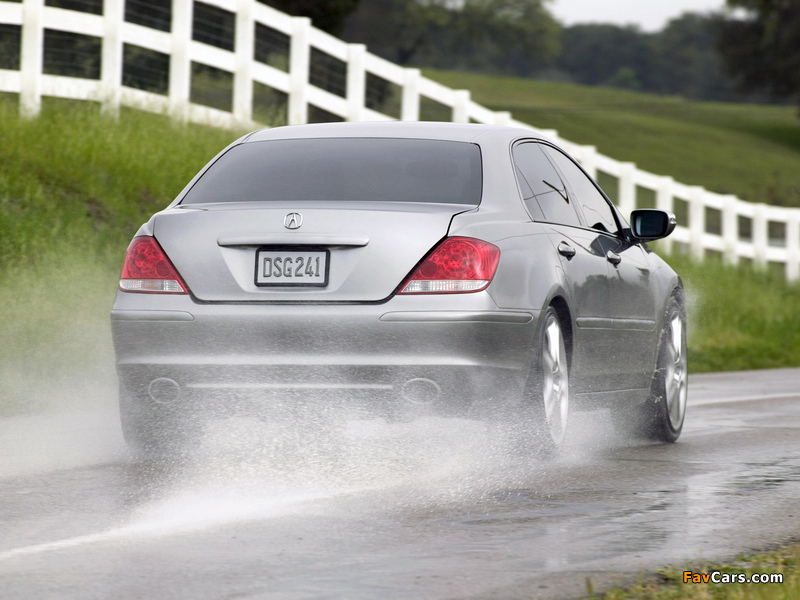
[
  {"left": 512, "top": 143, "right": 582, "bottom": 227},
  {"left": 542, "top": 146, "right": 620, "bottom": 235}
]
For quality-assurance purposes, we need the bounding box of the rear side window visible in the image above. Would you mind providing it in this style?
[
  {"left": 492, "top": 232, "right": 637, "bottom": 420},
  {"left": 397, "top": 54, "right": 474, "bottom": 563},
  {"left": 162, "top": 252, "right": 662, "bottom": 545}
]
[
  {"left": 542, "top": 146, "right": 620, "bottom": 235},
  {"left": 512, "top": 142, "right": 582, "bottom": 227},
  {"left": 182, "top": 138, "right": 483, "bottom": 205}
]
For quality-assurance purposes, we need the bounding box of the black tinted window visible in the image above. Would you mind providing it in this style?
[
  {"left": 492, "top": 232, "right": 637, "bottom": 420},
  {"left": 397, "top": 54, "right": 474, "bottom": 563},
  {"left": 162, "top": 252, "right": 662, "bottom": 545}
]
[
  {"left": 543, "top": 146, "right": 619, "bottom": 235},
  {"left": 182, "top": 138, "right": 482, "bottom": 205},
  {"left": 512, "top": 142, "right": 581, "bottom": 227}
]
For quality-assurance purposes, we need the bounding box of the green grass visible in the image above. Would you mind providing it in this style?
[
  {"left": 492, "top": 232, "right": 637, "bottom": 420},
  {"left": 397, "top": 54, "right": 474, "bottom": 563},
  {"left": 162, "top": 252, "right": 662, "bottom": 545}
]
[
  {"left": 0, "top": 96, "right": 243, "bottom": 272},
  {"left": 0, "top": 96, "right": 243, "bottom": 414},
  {"left": 0, "top": 94, "right": 798, "bottom": 415},
  {"left": 663, "top": 253, "right": 800, "bottom": 373},
  {"left": 586, "top": 544, "right": 800, "bottom": 599},
  {"left": 425, "top": 70, "right": 800, "bottom": 207}
]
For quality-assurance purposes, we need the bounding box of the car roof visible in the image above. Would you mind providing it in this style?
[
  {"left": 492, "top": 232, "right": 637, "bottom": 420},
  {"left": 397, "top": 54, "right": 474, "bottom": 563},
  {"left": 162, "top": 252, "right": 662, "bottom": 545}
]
[{"left": 245, "top": 121, "right": 537, "bottom": 145}]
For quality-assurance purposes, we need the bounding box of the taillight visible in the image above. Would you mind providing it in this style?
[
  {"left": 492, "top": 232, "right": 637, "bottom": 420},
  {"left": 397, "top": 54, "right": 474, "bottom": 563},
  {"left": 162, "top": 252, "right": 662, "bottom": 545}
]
[
  {"left": 399, "top": 237, "right": 500, "bottom": 294},
  {"left": 119, "top": 236, "right": 189, "bottom": 294}
]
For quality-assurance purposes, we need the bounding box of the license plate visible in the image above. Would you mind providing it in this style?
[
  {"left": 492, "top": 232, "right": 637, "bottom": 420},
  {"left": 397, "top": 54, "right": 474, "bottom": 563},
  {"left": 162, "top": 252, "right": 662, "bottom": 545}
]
[{"left": 255, "top": 247, "right": 329, "bottom": 287}]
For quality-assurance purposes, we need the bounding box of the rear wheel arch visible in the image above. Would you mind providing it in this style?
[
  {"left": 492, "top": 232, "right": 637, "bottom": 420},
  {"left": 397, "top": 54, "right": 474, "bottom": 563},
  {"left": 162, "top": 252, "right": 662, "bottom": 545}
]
[{"left": 519, "top": 301, "right": 572, "bottom": 455}]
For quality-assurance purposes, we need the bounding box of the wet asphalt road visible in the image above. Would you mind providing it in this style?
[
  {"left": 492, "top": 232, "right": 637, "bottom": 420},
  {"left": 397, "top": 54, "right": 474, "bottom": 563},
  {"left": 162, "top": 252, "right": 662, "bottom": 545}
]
[{"left": 1, "top": 368, "right": 799, "bottom": 600}]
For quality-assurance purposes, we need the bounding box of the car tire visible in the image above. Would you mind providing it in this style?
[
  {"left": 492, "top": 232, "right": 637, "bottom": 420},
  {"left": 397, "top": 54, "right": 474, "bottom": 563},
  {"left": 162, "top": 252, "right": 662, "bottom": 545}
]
[
  {"left": 637, "top": 292, "right": 688, "bottom": 443},
  {"left": 520, "top": 305, "right": 570, "bottom": 455}
]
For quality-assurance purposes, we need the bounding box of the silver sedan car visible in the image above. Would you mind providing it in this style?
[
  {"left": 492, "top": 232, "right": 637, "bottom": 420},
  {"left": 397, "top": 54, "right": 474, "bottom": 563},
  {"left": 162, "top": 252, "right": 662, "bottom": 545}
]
[{"left": 111, "top": 122, "right": 687, "bottom": 454}]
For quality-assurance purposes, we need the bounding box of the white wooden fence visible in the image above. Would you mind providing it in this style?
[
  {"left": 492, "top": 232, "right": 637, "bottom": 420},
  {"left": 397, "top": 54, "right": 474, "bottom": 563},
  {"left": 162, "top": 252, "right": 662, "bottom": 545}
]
[{"left": 1, "top": 0, "right": 799, "bottom": 281}]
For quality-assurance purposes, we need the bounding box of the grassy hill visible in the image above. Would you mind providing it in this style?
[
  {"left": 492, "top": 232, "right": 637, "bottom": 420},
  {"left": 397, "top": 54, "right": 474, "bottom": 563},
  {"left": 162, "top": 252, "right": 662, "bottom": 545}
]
[
  {"left": 426, "top": 70, "right": 800, "bottom": 207},
  {"left": 0, "top": 97, "right": 242, "bottom": 415},
  {"left": 0, "top": 94, "right": 798, "bottom": 416}
]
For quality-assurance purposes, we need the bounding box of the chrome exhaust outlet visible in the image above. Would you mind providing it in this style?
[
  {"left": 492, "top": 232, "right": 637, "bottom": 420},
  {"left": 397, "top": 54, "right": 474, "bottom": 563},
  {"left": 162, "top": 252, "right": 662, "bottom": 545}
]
[
  {"left": 400, "top": 378, "right": 441, "bottom": 405},
  {"left": 148, "top": 378, "right": 181, "bottom": 404}
]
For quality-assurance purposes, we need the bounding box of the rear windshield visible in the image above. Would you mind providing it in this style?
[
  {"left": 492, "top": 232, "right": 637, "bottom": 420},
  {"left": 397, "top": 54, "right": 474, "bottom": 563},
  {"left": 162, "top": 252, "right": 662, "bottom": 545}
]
[{"left": 181, "top": 138, "right": 483, "bottom": 205}]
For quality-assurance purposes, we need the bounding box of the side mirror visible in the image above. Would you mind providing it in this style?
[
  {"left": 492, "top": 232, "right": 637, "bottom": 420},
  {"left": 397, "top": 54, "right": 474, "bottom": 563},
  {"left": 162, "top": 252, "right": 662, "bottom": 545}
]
[{"left": 629, "top": 209, "right": 676, "bottom": 242}]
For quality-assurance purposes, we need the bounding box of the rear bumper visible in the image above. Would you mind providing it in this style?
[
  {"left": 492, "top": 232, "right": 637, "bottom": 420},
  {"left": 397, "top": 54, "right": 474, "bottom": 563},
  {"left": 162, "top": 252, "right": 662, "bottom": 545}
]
[{"left": 111, "top": 291, "right": 539, "bottom": 419}]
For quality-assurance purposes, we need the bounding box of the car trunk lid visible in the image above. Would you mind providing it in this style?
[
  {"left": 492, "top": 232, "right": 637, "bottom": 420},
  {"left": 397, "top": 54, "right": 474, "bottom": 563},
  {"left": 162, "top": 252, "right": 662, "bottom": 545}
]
[{"left": 153, "top": 201, "right": 474, "bottom": 302}]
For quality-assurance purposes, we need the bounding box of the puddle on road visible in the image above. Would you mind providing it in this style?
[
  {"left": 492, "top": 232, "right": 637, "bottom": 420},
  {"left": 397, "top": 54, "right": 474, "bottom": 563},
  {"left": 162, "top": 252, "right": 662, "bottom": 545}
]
[
  {"left": 721, "top": 459, "right": 800, "bottom": 495},
  {"left": 119, "top": 414, "right": 536, "bottom": 535},
  {"left": 121, "top": 404, "right": 634, "bottom": 530},
  {"left": 0, "top": 397, "right": 684, "bottom": 567}
]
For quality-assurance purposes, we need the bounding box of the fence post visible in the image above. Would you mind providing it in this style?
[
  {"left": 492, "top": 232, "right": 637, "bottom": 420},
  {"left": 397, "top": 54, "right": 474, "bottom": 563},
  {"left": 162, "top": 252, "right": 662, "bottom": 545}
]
[
  {"left": 346, "top": 43, "right": 366, "bottom": 122},
  {"left": 539, "top": 128, "right": 558, "bottom": 140},
  {"left": 169, "top": 0, "right": 193, "bottom": 123},
  {"left": 288, "top": 17, "right": 310, "bottom": 125},
  {"left": 20, "top": 0, "right": 44, "bottom": 119},
  {"left": 101, "top": 0, "right": 124, "bottom": 117},
  {"left": 493, "top": 111, "right": 511, "bottom": 126},
  {"left": 688, "top": 186, "right": 706, "bottom": 261},
  {"left": 655, "top": 176, "right": 674, "bottom": 255},
  {"left": 787, "top": 211, "right": 800, "bottom": 282},
  {"left": 401, "top": 68, "right": 420, "bottom": 121},
  {"left": 617, "top": 162, "right": 636, "bottom": 219},
  {"left": 233, "top": 0, "right": 255, "bottom": 125},
  {"left": 579, "top": 145, "right": 597, "bottom": 179},
  {"left": 722, "top": 195, "right": 739, "bottom": 266},
  {"left": 752, "top": 204, "right": 769, "bottom": 269},
  {"left": 453, "top": 89, "right": 470, "bottom": 123}
]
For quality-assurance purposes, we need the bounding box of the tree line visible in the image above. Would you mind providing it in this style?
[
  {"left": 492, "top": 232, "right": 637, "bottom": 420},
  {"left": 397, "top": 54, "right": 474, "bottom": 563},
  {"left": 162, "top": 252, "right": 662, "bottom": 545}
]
[{"left": 264, "top": 0, "right": 800, "bottom": 111}]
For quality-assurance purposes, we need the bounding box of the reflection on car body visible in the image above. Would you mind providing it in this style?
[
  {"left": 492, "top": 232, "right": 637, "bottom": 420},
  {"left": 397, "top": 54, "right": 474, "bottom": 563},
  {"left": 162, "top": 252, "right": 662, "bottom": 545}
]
[{"left": 111, "top": 122, "right": 687, "bottom": 455}]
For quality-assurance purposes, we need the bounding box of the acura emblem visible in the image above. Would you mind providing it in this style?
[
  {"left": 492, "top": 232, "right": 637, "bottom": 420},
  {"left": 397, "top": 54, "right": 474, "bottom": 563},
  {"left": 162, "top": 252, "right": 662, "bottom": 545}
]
[{"left": 284, "top": 212, "right": 302, "bottom": 230}]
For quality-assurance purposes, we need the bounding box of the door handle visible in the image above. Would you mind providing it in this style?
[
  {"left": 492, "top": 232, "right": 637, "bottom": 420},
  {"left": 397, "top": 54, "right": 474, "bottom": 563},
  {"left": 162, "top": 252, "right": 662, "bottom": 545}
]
[
  {"left": 557, "top": 242, "right": 576, "bottom": 259},
  {"left": 606, "top": 250, "right": 622, "bottom": 266}
]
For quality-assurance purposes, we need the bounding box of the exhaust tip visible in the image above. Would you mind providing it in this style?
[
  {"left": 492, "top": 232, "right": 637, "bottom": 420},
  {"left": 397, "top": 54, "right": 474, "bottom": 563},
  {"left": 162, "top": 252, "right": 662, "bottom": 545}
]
[
  {"left": 400, "top": 378, "right": 441, "bottom": 405},
  {"left": 148, "top": 378, "right": 181, "bottom": 404}
]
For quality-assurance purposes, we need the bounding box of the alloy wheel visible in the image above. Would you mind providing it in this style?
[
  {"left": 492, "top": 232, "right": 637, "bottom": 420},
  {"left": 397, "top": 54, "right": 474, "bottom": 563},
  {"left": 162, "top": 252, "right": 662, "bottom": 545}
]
[
  {"left": 542, "top": 315, "right": 569, "bottom": 445},
  {"left": 664, "top": 312, "right": 687, "bottom": 430}
]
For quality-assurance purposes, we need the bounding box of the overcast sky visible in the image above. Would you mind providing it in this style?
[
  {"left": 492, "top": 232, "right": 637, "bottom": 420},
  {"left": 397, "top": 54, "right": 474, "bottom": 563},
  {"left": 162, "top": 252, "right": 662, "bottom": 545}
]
[{"left": 550, "top": 0, "right": 727, "bottom": 32}]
